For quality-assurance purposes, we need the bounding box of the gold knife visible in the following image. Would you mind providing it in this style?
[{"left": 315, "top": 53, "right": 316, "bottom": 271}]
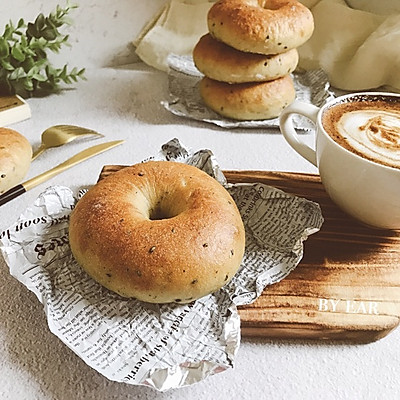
[{"left": 0, "top": 140, "right": 124, "bottom": 206}]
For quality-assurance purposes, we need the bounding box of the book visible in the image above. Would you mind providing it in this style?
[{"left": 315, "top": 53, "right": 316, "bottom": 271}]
[{"left": 0, "top": 95, "right": 31, "bottom": 127}]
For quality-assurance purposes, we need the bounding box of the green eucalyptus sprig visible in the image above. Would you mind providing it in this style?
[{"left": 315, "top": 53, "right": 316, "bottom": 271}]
[{"left": 0, "top": 2, "right": 86, "bottom": 97}]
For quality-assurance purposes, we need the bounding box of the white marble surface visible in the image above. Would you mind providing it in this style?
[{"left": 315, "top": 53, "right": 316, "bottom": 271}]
[{"left": 1, "top": 1, "right": 400, "bottom": 399}]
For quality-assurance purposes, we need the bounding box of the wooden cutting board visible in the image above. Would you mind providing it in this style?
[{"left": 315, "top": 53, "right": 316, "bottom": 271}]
[{"left": 99, "top": 167, "right": 400, "bottom": 343}]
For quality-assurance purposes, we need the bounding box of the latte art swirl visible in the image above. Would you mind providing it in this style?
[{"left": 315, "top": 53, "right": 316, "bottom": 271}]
[
  {"left": 338, "top": 110, "right": 400, "bottom": 168},
  {"left": 361, "top": 114, "right": 400, "bottom": 150}
]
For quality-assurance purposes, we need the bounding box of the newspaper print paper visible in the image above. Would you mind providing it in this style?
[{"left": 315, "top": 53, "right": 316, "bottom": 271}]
[
  {"left": 0, "top": 139, "right": 323, "bottom": 391},
  {"left": 161, "top": 54, "right": 335, "bottom": 130}
]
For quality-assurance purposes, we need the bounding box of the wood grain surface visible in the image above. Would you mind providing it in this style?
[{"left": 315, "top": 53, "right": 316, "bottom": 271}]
[{"left": 99, "top": 166, "right": 400, "bottom": 343}]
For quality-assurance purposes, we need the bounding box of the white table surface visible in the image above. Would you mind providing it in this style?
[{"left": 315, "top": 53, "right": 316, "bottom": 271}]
[{"left": 1, "top": 1, "right": 400, "bottom": 399}]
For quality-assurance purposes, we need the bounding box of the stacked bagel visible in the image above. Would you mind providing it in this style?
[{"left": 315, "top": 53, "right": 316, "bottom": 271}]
[{"left": 193, "top": 0, "right": 314, "bottom": 121}]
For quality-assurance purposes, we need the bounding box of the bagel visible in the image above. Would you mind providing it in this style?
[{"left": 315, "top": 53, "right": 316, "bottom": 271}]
[
  {"left": 69, "top": 161, "right": 246, "bottom": 304},
  {"left": 199, "top": 74, "right": 295, "bottom": 120},
  {"left": 0, "top": 128, "right": 32, "bottom": 194},
  {"left": 208, "top": 0, "right": 314, "bottom": 55},
  {"left": 193, "top": 33, "right": 299, "bottom": 83}
]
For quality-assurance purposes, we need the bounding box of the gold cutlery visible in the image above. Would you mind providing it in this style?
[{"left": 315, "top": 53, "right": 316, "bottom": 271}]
[
  {"left": 0, "top": 140, "right": 124, "bottom": 206},
  {"left": 32, "top": 125, "right": 104, "bottom": 160}
]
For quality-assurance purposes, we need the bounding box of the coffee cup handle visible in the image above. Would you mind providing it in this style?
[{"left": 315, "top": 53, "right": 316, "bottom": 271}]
[{"left": 279, "top": 101, "right": 320, "bottom": 167}]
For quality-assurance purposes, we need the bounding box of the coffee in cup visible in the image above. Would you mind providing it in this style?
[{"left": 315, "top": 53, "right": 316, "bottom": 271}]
[
  {"left": 279, "top": 92, "right": 400, "bottom": 230},
  {"left": 321, "top": 94, "right": 400, "bottom": 170}
]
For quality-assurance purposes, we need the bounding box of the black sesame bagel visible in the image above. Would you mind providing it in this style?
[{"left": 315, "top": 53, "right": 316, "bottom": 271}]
[
  {"left": 0, "top": 128, "right": 32, "bottom": 194},
  {"left": 69, "top": 161, "right": 246, "bottom": 304},
  {"left": 193, "top": 33, "right": 299, "bottom": 83},
  {"left": 199, "top": 74, "right": 296, "bottom": 120},
  {"left": 208, "top": 0, "right": 314, "bottom": 55}
]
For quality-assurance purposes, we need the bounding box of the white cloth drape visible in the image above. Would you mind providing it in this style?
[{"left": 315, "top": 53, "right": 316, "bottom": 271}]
[
  {"left": 298, "top": 0, "right": 400, "bottom": 90},
  {"left": 134, "top": 0, "right": 400, "bottom": 91}
]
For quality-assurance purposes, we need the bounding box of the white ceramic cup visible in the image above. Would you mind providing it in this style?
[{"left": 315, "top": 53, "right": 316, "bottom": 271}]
[{"left": 279, "top": 92, "right": 400, "bottom": 230}]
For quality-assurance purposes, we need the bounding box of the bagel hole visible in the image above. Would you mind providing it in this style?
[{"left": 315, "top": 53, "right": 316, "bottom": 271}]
[
  {"left": 260, "top": 1, "right": 282, "bottom": 10},
  {"left": 147, "top": 189, "right": 187, "bottom": 221},
  {"left": 149, "top": 203, "right": 180, "bottom": 220}
]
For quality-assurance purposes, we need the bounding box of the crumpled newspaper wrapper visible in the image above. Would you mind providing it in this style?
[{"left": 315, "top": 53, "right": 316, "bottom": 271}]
[
  {"left": 162, "top": 55, "right": 335, "bottom": 130},
  {"left": 0, "top": 139, "right": 324, "bottom": 391}
]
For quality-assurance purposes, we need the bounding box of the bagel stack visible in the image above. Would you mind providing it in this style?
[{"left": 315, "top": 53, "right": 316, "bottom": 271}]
[{"left": 193, "top": 0, "right": 314, "bottom": 121}]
